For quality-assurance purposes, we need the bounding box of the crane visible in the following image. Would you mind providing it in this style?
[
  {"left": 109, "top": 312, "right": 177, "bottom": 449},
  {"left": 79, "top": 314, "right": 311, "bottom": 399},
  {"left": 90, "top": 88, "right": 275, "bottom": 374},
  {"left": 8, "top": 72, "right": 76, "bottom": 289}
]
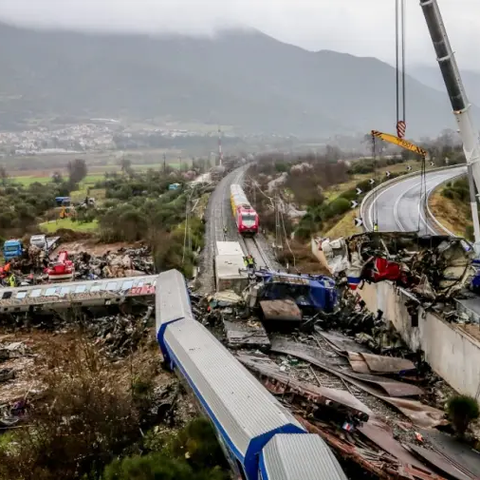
[
  {"left": 419, "top": 0, "right": 480, "bottom": 255},
  {"left": 371, "top": 131, "right": 428, "bottom": 159}
]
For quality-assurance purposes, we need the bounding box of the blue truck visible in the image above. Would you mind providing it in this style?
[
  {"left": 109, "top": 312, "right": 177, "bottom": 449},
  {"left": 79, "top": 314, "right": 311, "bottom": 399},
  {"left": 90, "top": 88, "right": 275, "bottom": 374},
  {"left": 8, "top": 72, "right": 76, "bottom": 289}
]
[
  {"left": 3, "top": 239, "right": 24, "bottom": 262},
  {"left": 2, "top": 235, "right": 60, "bottom": 262}
]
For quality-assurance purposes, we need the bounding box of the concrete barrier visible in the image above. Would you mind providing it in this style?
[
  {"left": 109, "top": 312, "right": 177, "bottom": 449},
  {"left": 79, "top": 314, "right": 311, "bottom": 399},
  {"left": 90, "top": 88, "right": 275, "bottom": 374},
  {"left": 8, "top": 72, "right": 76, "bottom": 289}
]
[{"left": 359, "top": 281, "right": 480, "bottom": 401}]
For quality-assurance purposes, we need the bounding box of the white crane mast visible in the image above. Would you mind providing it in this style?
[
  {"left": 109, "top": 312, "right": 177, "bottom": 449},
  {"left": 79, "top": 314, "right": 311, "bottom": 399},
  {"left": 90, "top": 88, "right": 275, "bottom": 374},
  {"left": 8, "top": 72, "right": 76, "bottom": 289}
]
[{"left": 420, "top": 0, "right": 480, "bottom": 252}]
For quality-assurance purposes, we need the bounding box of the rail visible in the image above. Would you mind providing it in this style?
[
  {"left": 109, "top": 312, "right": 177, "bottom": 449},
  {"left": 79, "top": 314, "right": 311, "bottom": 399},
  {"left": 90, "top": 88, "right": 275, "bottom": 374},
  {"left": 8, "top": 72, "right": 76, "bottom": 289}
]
[
  {"left": 360, "top": 164, "right": 466, "bottom": 232},
  {"left": 243, "top": 236, "right": 272, "bottom": 269}
]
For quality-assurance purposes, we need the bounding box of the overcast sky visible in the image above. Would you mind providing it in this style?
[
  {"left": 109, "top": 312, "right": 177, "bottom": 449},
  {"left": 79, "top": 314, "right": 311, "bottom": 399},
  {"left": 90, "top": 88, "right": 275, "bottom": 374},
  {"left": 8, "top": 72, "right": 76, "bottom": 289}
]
[{"left": 2, "top": 0, "right": 479, "bottom": 70}]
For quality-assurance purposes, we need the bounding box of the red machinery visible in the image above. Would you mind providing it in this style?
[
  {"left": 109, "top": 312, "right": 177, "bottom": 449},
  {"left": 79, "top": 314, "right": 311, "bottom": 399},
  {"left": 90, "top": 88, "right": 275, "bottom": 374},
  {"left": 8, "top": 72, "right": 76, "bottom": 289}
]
[
  {"left": 45, "top": 250, "right": 74, "bottom": 282},
  {"left": 230, "top": 184, "right": 259, "bottom": 236}
]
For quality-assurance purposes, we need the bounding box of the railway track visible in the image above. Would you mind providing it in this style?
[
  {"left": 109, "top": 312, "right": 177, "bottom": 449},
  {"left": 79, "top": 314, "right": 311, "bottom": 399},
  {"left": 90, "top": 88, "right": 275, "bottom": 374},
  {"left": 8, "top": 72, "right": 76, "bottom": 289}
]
[{"left": 242, "top": 236, "right": 273, "bottom": 270}]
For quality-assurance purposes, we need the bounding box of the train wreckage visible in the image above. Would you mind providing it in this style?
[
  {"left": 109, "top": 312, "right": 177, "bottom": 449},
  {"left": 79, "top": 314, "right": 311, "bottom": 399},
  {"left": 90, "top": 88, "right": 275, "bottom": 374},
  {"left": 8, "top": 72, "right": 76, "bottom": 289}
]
[{"left": 317, "top": 232, "right": 475, "bottom": 304}]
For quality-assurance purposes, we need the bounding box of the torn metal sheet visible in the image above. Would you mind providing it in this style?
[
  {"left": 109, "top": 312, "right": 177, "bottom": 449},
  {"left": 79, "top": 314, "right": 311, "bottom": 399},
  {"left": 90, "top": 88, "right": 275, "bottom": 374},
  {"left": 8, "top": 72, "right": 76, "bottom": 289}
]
[
  {"left": 260, "top": 299, "right": 302, "bottom": 322},
  {"left": 272, "top": 337, "right": 423, "bottom": 396},
  {"left": 360, "top": 352, "right": 416, "bottom": 374},
  {"left": 319, "top": 330, "right": 372, "bottom": 354},
  {"left": 270, "top": 341, "right": 446, "bottom": 428},
  {"left": 418, "top": 429, "right": 480, "bottom": 480},
  {"left": 339, "top": 368, "right": 424, "bottom": 398},
  {"left": 223, "top": 319, "right": 270, "bottom": 349},
  {"left": 298, "top": 417, "right": 447, "bottom": 480},
  {"left": 407, "top": 445, "right": 473, "bottom": 480},
  {"left": 237, "top": 353, "right": 371, "bottom": 421},
  {"left": 359, "top": 422, "right": 432, "bottom": 472},
  {"left": 271, "top": 336, "right": 348, "bottom": 368},
  {"left": 348, "top": 351, "right": 371, "bottom": 373}
]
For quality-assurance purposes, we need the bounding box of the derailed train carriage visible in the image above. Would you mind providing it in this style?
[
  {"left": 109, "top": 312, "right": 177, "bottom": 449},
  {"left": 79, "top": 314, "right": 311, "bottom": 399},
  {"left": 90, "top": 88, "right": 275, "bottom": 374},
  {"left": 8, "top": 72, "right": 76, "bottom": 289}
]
[
  {"left": 230, "top": 184, "right": 259, "bottom": 236},
  {"left": 155, "top": 269, "right": 347, "bottom": 480}
]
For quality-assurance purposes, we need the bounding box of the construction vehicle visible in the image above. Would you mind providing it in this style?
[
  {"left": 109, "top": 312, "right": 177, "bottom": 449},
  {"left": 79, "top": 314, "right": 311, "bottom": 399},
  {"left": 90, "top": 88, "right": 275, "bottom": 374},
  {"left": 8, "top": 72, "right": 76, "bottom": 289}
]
[
  {"left": 44, "top": 250, "right": 74, "bottom": 282},
  {"left": 418, "top": 0, "right": 480, "bottom": 286}
]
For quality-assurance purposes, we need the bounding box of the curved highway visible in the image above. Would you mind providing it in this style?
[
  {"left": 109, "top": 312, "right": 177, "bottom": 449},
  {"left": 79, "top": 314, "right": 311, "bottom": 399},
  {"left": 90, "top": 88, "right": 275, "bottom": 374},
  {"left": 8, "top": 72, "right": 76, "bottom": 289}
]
[{"left": 362, "top": 166, "right": 466, "bottom": 234}]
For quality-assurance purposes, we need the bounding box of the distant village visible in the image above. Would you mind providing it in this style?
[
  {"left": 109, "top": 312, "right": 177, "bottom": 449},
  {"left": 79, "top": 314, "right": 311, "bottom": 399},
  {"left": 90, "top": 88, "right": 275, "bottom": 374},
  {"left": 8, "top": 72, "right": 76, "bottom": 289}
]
[{"left": 0, "top": 121, "right": 230, "bottom": 156}]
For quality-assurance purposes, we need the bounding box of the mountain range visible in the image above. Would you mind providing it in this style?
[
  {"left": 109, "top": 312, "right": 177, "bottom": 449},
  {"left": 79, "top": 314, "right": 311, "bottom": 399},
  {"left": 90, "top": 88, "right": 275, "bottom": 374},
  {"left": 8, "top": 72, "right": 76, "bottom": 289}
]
[
  {"left": 411, "top": 65, "right": 480, "bottom": 108},
  {"left": 0, "top": 21, "right": 477, "bottom": 137}
]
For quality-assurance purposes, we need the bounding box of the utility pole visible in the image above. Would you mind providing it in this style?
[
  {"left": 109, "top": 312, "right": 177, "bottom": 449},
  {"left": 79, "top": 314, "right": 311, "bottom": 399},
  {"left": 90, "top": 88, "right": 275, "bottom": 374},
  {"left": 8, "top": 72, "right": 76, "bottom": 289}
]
[
  {"left": 274, "top": 194, "right": 282, "bottom": 258},
  {"left": 163, "top": 153, "right": 166, "bottom": 173},
  {"left": 218, "top": 127, "right": 223, "bottom": 167}
]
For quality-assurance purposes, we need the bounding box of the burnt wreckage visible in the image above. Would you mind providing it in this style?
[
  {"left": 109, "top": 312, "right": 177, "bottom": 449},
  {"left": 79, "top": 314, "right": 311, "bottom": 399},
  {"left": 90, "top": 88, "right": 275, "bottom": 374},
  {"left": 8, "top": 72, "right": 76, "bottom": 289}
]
[{"left": 319, "top": 232, "right": 474, "bottom": 304}]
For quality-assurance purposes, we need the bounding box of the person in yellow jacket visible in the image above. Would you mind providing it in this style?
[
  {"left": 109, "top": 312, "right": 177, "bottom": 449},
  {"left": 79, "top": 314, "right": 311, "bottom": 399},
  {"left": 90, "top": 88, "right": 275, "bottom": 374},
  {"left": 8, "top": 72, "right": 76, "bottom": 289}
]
[{"left": 8, "top": 274, "right": 15, "bottom": 287}]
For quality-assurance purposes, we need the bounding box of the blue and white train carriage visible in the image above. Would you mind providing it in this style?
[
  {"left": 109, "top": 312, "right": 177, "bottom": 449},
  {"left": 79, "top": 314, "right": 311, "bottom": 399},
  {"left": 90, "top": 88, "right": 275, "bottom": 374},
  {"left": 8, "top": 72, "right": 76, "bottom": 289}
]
[{"left": 155, "top": 269, "right": 347, "bottom": 480}]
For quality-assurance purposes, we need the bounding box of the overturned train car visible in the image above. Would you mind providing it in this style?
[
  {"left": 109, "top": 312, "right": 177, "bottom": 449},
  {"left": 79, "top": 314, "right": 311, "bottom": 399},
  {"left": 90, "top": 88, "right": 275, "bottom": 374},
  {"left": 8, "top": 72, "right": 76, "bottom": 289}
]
[
  {"left": 155, "top": 269, "right": 347, "bottom": 480},
  {"left": 230, "top": 184, "right": 259, "bottom": 236}
]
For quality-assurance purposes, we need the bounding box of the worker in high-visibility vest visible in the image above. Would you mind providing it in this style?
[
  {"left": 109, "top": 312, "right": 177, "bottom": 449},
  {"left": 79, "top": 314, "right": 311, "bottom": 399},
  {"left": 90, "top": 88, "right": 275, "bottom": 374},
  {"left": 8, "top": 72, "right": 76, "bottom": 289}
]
[
  {"left": 373, "top": 222, "right": 379, "bottom": 232},
  {"left": 8, "top": 274, "right": 15, "bottom": 288}
]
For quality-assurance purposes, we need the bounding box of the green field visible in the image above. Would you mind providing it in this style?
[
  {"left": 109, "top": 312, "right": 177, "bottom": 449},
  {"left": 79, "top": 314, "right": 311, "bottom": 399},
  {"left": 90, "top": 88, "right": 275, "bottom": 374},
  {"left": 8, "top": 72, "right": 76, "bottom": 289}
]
[
  {"left": 12, "top": 162, "right": 188, "bottom": 187},
  {"left": 40, "top": 218, "right": 98, "bottom": 233},
  {"left": 12, "top": 175, "right": 52, "bottom": 186}
]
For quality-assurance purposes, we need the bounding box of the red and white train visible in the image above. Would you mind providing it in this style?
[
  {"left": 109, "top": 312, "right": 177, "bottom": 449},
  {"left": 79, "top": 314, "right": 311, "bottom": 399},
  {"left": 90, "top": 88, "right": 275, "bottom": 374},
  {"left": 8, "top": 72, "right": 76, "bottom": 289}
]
[{"left": 230, "top": 184, "right": 259, "bottom": 236}]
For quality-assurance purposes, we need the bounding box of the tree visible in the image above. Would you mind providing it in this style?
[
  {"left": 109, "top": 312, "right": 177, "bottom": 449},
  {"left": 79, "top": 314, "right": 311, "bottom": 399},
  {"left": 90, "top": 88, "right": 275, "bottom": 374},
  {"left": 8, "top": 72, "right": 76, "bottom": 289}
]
[
  {"left": 446, "top": 394, "right": 479, "bottom": 437},
  {"left": 0, "top": 165, "right": 8, "bottom": 186},
  {"left": 118, "top": 157, "right": 132, "bottom": 175},
  {"left": 51, "top": 171, "right": 63, "bottom": 184},
  {"left": 68, "top": 158, "right": 88, "bottom": 184}
]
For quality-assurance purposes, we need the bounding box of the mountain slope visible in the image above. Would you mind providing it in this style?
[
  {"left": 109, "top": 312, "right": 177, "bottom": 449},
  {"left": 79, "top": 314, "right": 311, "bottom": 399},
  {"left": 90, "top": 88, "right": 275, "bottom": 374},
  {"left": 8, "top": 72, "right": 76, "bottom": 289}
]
[
  {"left": 0, "top": 22, "right": 475, "bottom": 137},
  {"left": 411, "top": 64, "right": 480, "bottom": 109}
]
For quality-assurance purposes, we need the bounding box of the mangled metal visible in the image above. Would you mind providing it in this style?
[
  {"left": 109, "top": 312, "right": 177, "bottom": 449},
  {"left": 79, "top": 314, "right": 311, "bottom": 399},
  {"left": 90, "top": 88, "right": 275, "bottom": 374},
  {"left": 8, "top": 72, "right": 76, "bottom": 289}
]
[{"left": 319, "top": 232, "right": 475, "bottom": 301}]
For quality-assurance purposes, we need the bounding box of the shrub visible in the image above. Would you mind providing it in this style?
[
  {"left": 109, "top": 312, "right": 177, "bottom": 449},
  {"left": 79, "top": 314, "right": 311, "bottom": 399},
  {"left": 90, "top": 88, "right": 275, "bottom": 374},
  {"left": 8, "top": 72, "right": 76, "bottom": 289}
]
[
  {"left": 446, "top": 394, "right": 480, "bottom": 437},
  {"left": 0, "top": 340, "right": 156, "bottom": 480},
  {"left": 103, "top": 418, "right": 229, "bottom": 480}
]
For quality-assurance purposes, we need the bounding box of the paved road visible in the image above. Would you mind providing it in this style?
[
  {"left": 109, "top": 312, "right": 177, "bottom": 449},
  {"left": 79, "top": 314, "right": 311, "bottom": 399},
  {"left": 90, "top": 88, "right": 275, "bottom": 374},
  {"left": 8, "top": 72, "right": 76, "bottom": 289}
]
[{"left": 363, "top": 166, "right": 466, "bottom": 234}]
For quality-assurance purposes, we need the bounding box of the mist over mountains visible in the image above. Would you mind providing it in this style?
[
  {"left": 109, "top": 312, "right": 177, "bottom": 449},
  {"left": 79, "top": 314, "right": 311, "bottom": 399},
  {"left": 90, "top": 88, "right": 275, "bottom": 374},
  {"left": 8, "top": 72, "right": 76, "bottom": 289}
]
[{"left": 0, "top": 22, "right": 476, "bottom": 137}]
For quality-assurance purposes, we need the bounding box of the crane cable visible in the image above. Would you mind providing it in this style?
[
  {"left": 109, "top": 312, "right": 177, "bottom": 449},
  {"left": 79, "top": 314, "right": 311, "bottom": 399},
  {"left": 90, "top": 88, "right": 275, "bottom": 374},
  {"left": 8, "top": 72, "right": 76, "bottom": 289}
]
[
  {"left": 371, "top": 133, "right": 379, "bottom": 231},
  {"left": 396, "top": 0, "right": 426, "bottom": 233}
]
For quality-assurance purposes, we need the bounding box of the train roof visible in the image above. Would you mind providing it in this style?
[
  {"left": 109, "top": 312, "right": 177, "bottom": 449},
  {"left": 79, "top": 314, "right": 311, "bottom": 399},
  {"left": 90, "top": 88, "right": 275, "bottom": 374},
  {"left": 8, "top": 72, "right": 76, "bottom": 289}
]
[
  {"left": 163, "top": 319, "right": 304, "bottom": 461},
  {"left": 260, "top": 434, "right": 348, "bottom": 480},
  {"left": 0, "top": 275, "right": 157, "bottom": 312},
  {"left": 155, "top": 269, "right": 193, "bottom": 335},
  {"left": 216, "top": 241, "right": 244, "bottom": 256}
]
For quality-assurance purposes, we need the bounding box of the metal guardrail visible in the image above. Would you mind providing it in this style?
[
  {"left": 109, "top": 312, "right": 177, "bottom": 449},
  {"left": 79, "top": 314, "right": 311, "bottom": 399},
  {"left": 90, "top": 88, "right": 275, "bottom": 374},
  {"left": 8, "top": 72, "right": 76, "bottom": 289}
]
[{"left": 359, "top": 164, "right": 465, "bottom": 232}]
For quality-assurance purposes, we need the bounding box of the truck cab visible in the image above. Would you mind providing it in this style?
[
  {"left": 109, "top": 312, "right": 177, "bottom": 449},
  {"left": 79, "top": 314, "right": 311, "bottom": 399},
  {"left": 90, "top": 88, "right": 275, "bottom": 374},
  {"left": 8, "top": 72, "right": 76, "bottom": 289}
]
[
  {"left": 3, "top": 239, "right": 24, "bottom": 261},
  {"left": 30, "top": 234, "right": 47, "bottom": 250}
]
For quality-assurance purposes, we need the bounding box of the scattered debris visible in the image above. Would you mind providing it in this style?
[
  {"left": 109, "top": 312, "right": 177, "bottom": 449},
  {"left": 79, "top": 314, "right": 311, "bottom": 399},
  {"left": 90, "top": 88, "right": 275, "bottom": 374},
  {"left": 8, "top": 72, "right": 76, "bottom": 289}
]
[
  {"left": 73, "top": 246, "right": 154, "bottom": 280},
  {"left": 319, "top": 232, "right": 474, "bottom": 303},
  {"left": 223, "top": 319, "right": 270, "bottom": 349},
  {"left": 260, "top": 299, "right": 302, "bottom": 322}
]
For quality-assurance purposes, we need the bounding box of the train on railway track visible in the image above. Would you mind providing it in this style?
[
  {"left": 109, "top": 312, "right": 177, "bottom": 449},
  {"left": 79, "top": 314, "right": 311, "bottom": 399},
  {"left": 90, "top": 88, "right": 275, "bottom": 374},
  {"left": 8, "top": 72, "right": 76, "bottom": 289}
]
[
  {"left": 156, "top": 269, "right": 347, "bottom": 480},
  {"left": 230, "top": 184, "right": 259, "bottom": 236}
]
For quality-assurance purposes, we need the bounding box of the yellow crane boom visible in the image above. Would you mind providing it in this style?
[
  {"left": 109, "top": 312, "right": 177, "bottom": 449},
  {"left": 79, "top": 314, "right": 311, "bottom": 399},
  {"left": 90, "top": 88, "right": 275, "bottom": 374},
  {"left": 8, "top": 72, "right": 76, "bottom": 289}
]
[{"left": 371, "top": 130, "right": 427, "bottom": 158}]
